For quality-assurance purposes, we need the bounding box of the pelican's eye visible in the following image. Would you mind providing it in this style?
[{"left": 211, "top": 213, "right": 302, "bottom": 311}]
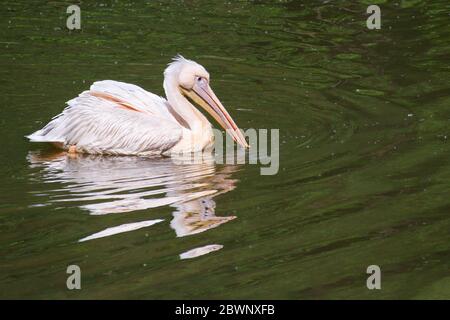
[{"left": 196, "top": 76, "right": 208, "bottom": 86}]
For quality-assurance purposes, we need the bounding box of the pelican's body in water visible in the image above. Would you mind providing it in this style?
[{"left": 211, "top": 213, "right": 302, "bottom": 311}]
[{"left": 27, "top": 56, "right": 248, "bottom": 155}]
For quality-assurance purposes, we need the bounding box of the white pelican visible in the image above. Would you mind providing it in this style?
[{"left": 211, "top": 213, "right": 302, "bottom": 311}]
[{"left": 27, "top": 55, "right": 248, "bottom": 155}]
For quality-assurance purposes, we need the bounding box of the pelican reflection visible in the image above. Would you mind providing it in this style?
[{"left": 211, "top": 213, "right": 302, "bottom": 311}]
[{"left": 27, "top": 150, "right": 239, "bottom": 242}]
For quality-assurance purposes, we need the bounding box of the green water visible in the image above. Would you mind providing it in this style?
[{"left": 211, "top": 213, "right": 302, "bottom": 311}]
[{"left": 1, "top": 1, "right": 449, "bottom": 299}]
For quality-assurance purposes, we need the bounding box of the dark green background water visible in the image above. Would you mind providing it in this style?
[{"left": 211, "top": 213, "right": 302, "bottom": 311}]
[{"left": 1, "top": 0, "right": 449, "bottom": 299}]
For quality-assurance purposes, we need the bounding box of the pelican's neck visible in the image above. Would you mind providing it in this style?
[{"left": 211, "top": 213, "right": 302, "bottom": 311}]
[{"left": 164, "top": 79, "right": 209, "bottom": 131}]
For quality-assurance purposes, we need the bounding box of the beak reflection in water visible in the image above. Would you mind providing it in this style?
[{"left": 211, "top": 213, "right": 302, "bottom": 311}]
[{"left": 27, "top": 150, "right": 239, "bottom": 259}]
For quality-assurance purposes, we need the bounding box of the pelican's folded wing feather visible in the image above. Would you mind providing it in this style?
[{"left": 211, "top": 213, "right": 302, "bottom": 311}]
[
  {"left": 27, "top": 90, "right": 182, "bottom": 155},
  {"left": 90, "top": 80, "right": 176, "bottom": 120}
]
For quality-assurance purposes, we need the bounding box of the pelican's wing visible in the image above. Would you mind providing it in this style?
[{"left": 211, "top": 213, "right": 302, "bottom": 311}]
[
  {"left": 27, "top": 88, "right": 182, "bottom": 155},
  {"left": 90, "top": 80, "right": 177, "bottom": 121}
]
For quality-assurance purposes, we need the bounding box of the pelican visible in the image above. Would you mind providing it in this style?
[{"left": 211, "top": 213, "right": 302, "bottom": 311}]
[{"left": 27, "top": 55, "right": 248, "bottom": 155}]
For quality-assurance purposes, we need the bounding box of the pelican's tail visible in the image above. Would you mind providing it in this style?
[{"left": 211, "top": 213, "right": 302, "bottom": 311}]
[
  {"left": 26, "top": 130, "right": 64, "bottom": 143},
  {"left": 26, "top": 115, "right": 67, "bottom": 148}
]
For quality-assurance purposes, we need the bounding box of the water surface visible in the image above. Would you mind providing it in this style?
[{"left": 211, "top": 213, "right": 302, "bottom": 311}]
[{"left": 0, "top": 1, "right": 449, "bottom": 299}]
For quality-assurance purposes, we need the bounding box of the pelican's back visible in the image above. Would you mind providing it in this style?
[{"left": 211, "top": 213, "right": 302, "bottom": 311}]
[{"left": 27, "top": 81, "right": 182, "bottom": 155}]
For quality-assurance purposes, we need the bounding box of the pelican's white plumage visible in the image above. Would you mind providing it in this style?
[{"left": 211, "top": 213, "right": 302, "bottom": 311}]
[{"left": 27, "top": 56, "right": 248, "bottom": 155}]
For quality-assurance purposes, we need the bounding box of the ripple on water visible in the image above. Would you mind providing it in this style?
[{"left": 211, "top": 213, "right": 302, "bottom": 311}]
[{"left": 27, "top": 150, "right": 239, "bottom": 253}]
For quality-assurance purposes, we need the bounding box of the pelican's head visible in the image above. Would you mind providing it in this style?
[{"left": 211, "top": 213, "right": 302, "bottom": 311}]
[{"left": 164, "top": 55, "right": 248, "bottom": 148}]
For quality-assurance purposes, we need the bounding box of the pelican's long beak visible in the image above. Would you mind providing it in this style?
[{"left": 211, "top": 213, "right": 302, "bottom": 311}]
[{"left": 181, "top": 81, "right": 249, "bottom": 148}]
